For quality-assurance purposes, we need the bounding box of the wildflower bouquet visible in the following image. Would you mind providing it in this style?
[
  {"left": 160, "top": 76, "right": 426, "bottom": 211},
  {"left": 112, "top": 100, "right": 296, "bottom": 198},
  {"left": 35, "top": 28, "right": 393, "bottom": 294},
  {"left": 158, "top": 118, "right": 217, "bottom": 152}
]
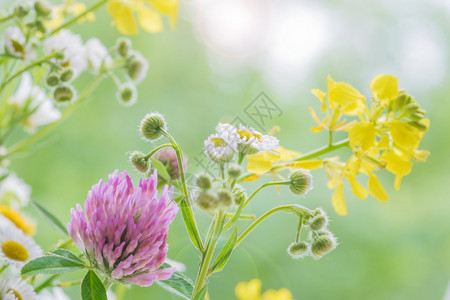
[{"left": 0, "top": 1, "right": 430, "bottom": 300}]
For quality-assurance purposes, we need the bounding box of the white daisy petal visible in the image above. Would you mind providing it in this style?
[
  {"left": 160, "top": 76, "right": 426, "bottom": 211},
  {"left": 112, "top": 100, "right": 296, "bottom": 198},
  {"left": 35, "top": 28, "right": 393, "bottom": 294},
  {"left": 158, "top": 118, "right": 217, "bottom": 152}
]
[
  {"left": 0, "top": 277, "right": 36, "bottom": 300},
  {"left": 0, "top": 225, "right": 42, "bottom": 268},
  {"left": 0, "top": 173, "right": 31, "bottom": 209}
]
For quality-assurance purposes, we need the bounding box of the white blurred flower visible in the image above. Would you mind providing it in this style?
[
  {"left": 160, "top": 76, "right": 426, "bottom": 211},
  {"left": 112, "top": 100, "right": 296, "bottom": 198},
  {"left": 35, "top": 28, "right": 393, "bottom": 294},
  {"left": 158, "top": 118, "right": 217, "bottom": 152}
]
[
  {"left": 236, "top": 125, "right": 279, "bottom": 155},
  {"left": 38, "top": 287, "right": 70, "bottom": 300},
  {"left": 204, "top": 130, "right": 237, "bottom": 163},
  {"left": 127, "top": 51, "right": 149, "bottom": 83},
  {"left": 3, "top": 26, "right": 36, "bottom": 61},
  {"left": 43, "top": 29, "right": 87, "bottom": 78},
  {"left": 0, "top": 224, "right": 42, "bottom": 267},
  {"left": 116, "top": 82, "right": 137, "bottom": 107},
  {"left": 0, "top": 277, "right": 36, "bottom": 300},
  {"left": 0, "top": 173, "right": 31, "bottom": 208},
  {"left": 85, "top": 38, "right": 113, "bottom": 72},
  {"left": 9, "top": 73, "right": 61, "bottom": 132}
]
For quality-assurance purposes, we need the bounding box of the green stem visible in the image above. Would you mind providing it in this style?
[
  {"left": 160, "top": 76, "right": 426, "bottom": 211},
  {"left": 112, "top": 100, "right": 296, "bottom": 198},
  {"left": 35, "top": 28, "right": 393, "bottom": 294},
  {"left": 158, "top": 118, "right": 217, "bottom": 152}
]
[
  {"left": 0, "top": 54, "right": 56, "bottom": 94},
  {"left": 243, "top": 181, "right": 290, "bottom": 207},
  {"left": 295, "top": 216, "right": 303, "bottom": 243},
  {"left": 144, "top": 143, "right": 172, "bottom": 160},
  {"left": 5, "top": 74, "right": 104, "bottom": 157},
  {"left": 291, "top": 138, "right": 349, "bottom": 162},
  {"left": 48, "top": 0, "right": 108, "bottom": 36},
  {"left": 0, "top": 14, "right": 14, "bottom": 24},
  {"left": 192, "top": 210, "right": 225, "bottom": 297},
  {"left": 160, "top": 129, "right": 204, "bottom": 251},
  {"left": 35, "top": 275, "right": 58, "bottom": 293},
  {"left": 235, "top": 205, "right": 313, "bottom": 247},
  {"left": 225, "top": 212, "right": 255, "bottom": 220}
]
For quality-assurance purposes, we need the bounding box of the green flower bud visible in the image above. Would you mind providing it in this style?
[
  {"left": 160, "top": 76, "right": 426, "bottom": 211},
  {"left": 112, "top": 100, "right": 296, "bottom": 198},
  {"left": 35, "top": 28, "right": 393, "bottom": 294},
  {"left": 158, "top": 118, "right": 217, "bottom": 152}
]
[
  {"left": 117, "top": 38, "right": 131, "bottom": 57},
  {"left": 46, "top": 73, "right": 60, "bottom": 87},
  {"left": 130, "top": 151, "right": 150, "bottom": 173},
  {"left": 15, "top": 3, "right": 30, "bottom": 17},
  {"left": 404, "top": 102, "right": 420, "bottom": 115},
  {"left": 232, "top": 185, "right": 246, "bottom": 205},
  {"left": 311, "top": 235, "right": 337, "bottom": 259},
  {"left": 54, "top": 50, "right": 65, "bottom": 60},
  {"left": 196, "top": 190, "right": 218, "bottom": 212},
  {"left": 289, "top": 169, "right": 313, "bottom": 196},
  {"left": 139, "top": 112, "right": 167, "bottom": 141},
  {"left": 127, "top": 52, "right": 148, "bottom": 83},
  {"left": 408, "top": 120, "right": 428, "bottom": 132},
  {"left": 196, "top": 174, "right": 212, "bottom": 190},
  {"left": 217, "top": 188, "right": 234, "bottom": 207},
  {"left": 227, "top": 164, "right": 242, "bottom": 179},
  {"left": 60, "top": 68, "right": 73, "bottom": 82},
  {"left": 53, "top": 85, "right": 74, "bottom": 103},
  {"left": 35, "top": 20, "right": 46, "bottom": 34},
  {"left": 287, "top": 241, "right": 309, "bottom": 259},
  {"left": 34, "top": 0, "right": 52, "bottom": 17},
  {"left": 117, "top": 83, "right": 137, "bottom": 107},
  {"left": 309, "top": 215, "right": 328, "bottom": 231},
  {"left": 392, "top": 93, "right": 408, "bottom": 112}
]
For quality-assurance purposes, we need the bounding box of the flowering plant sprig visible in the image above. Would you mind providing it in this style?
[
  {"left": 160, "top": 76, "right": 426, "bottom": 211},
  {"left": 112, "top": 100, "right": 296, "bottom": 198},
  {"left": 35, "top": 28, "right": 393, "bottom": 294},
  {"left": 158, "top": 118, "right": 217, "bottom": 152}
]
[
  {"left": 245, "top": 75, "right": 430, "bottom": 215},
  {"left": 121, "top": 112, "right": 338, "bottom": 298}
]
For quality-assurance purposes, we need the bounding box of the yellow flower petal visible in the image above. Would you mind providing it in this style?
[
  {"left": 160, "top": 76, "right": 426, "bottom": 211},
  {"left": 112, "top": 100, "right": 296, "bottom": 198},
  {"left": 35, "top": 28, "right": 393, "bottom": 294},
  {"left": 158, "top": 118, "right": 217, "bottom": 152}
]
[
  {"left": 247, "top": 151, "right": 279, "bottom": 175},
  {"left": 235, "top": 279, "right": 262, "bottom": 300},
  {"left": 368, "top": 174, "right": 389, "bottom": 202},
  {"left": 332, "top": 184, "right": 347, "bottom": 216},
  {"left": 348, "top": 122, "right": 376, "bottom": 151},
  {"left": 389, "top": 120, "right": 421, "bottom": 150},
  {"left": 291, "top": 160, "right": 323, "bottom": 170},
  {"left": 380, "top": 152, "right": 412, "bottom": 177},
  {"left": 370, "top": 74, "right": 398, "bottom": 103},
  {"left": 347, "top": 176, "right": 368, "bottom": 199},
  {"left": 377, "top": 135, "right": 390, "bottom": 150},
  {"left": 261, "top": 288, "right": 293, "bottom": 300},
  {"left": 137, "top": 5, "right": 163, "bottom": 33},
  {"left": 107, "top": 0, "right": 139, "bottom": 35},
  {"left": 394, "top": 175, "right": 402, "bottom": 191},
  {"left": 148, "top": 0, "right": 177, "bottom": 14},
  {"left": 327, "top": 75, "right": 365, "bottom": 113},
  {"left": 243, "top": 174, "right": 260, "bottom": 182}
]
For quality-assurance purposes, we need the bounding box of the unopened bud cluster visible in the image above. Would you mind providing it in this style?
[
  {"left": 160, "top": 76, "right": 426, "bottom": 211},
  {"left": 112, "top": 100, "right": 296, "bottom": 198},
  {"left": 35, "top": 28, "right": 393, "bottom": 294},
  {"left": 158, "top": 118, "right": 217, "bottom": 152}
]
[
  {"left": 388, "top": 92, "right": 428, "bottom": 131},
  {"left": 287, "top": 208, "right": 337, "bottom": 260},
  {"left": 194, "top": 173, "right": 237, "bottom": 212}
]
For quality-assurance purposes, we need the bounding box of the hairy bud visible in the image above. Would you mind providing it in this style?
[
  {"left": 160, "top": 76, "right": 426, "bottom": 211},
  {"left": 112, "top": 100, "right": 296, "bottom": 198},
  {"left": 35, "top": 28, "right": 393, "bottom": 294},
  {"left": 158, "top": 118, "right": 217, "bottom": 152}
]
[
  {"left": 196, "top": 174, "right": 212, "bottom": 190},
  {"left": 309, "top": 215, "right": 328, "bottom": 231},
  {"left": 34, "top": 0, "right": 52, "bottom": 17},
  {"left": 60, "top": 68, "right": 73, "bottom": 82},
  {"left": 287, "top": 241, "right": 309, "bottom": 259},
  {"left": 227, "top": 164, "right": 242, "bottom": 179},
  {"left": 311, "top": 235, "right": 337, "bottom": 259},
  {"left": 130, "top": 151, "right": 150, "bottom": 173},
  {"left": 196, "top": 191, "right": 218, "bottom": 212},
  {"left": 53, "top": 85, "right": 74, "bottom": 103},
  {"left": 217, "top": 188, "right": 234, "bottom": 207},
  {"left": 139, "top": 112, "right": 167, "bottom": 141},
  {"left": 289, "top": 169, "right": 313, "bottom": 196},
  {"left": 46, "top": 73, "right": 59, "bottom": 87},
  {"left": 117, "top": 38, "right": 131, "bottom": 57}
]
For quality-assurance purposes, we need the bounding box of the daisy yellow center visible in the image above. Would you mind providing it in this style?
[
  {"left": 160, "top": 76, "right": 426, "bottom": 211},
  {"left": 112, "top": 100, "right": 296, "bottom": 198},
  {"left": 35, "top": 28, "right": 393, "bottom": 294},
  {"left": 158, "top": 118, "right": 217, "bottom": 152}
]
[
  {"left": 8, "top": 289, "right": 23, "bottom": 300},
  {"left": 211, "top": 137, "right": 226, "bottom": 147},
  {"left": 0, "top": 205, "right": 35, "bottom": 236},
  {"left": 237, "top": 130, "right": 262, "bottom": 142},
  {"left": 2, "top": 240, "right": 29, "bottom": 262}
]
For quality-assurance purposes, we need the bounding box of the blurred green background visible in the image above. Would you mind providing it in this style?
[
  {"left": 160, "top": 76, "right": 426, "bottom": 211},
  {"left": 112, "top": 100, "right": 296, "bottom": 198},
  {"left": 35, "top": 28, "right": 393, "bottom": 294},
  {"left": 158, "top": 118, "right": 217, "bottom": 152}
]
[{"left": 2, "top": 0, "right": 450, "bottom": 299}]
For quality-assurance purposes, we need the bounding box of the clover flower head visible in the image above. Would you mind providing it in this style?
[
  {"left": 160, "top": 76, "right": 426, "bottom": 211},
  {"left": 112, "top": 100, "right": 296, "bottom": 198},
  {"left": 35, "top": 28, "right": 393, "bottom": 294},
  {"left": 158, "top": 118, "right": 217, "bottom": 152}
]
[
  {"left": 153, "top": 147, "right": 187, "bottom": 180},
  {"left": 68, "top": 170, "right": 178, "bottom": 286},
  {"left": 236, "top": 125, "right": 279, "bottom": 155}
]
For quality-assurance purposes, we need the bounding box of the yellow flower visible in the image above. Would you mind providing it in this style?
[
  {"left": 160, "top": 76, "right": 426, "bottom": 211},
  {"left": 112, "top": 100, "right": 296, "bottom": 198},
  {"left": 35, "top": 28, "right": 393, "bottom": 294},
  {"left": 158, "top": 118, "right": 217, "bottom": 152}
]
[
  {"left": 0, "top": 205, "right": 35, "bottom": 236},
  {"left": 235, "top": 279, "right": 293, "bottom": 300},
  {"left": 107, "top": 0, "right": 178, "bottom": 35},
  {"left": 370, "top": 74, "right": 398, "bottom": 105},
  {"left": 45, "top": 1, "right": 95, "bottom": 29}
]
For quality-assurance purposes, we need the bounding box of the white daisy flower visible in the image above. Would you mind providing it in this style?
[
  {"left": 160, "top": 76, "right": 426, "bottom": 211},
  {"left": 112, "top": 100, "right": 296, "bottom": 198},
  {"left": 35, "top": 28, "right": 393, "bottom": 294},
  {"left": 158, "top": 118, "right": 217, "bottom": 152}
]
[
  {"left": 85, "top": 38, "right": 113, "bottom": 72},
  {"left": 0, "top": 225, "right": 42, "bottom": 268},
  {"left": 204, "top": 133, "right": 237, "bottom": 163},
  {"left": 116, "top": 82, "right": 137, "bottom": 107},
  {"left": 43, "top": 29, "right": 87, "bottom": 78},
  {"left": 236, "top": 125, "right": 279, "bottom": 155},
  {"left": 38, "top": 287, "right": 70, "bottom": 300},
  {"left": 0, "top": 277, "right": 37, "bottom": 300},
  {"left": 0, "top": 173, "right": 31, "bottom": 209},
  {"left": 9, "top": 73, "right": 61, "bottom": 133},
  {"left": 3, "top": 26, "right": 36, "bottom": 61}
]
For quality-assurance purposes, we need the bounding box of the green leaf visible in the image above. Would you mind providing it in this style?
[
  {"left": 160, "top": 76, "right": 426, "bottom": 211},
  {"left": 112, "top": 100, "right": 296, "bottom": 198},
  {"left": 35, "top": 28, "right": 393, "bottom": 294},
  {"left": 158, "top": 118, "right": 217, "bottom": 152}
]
[
  {"left": 32, "top": 199, "right": 68, "bottom": 236},
  {"left": 192, "top": 285, "right": 208, "bottom": 300},
  {"left": 22, "top": 253, "right": 85, "bottom": 276},
  {"left": 81, "top": 270, "right": 107, "bottom": 300},
  {"left": 209, "top": 228, "right": 238, "bottom": 274},
  {"left": 150, "top": 158, "right": 171, "bottom": 181},
  {"left": 52, "top": 249, "right": 85, "bottom": 265},
  {"left": 156, "top": 263, "right": 194, "bottom": 300},
  {"left": 180, "top": 199, "right": 202, "bottom": 250}
]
